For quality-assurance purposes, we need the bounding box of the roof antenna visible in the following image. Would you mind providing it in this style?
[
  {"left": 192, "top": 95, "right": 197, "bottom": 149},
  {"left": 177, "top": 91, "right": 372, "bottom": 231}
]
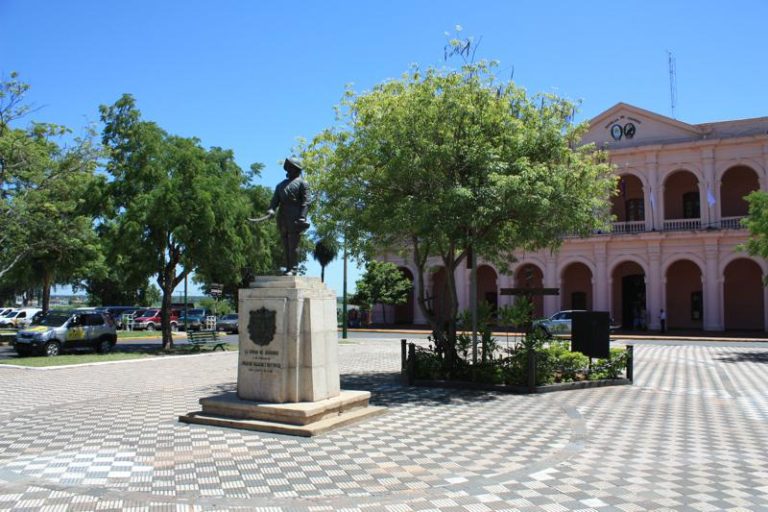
[{"left": 667, "top": 50, "right": 677, "bottom": 118}]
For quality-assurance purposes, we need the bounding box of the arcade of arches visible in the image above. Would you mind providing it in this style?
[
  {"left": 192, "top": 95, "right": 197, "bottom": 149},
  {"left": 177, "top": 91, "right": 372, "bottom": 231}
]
[{"left": 377, "top": 254, "right": 766, "bottom": 332}]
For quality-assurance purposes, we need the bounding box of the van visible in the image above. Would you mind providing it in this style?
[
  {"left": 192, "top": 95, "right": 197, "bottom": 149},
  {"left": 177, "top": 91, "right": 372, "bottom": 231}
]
[{"left": 0, "top": 308, "right": 42, "bottom": 329}]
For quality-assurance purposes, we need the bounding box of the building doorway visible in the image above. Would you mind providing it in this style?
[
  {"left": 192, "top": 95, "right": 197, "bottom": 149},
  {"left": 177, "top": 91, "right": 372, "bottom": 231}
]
[
  {"left": 665, "top": 260, "right": 703, "bottom": 330},
  {"left": 612, "top": 261, "right": 646, "bottom": 329},
  {"left": 724, "top": 258, "right": 764, "bottom": 330},
  {"left": 394, "top": 267, "right": 415, "bottom": 325},
  {"left": 561, "top": 262, "right": 593, "bottom": 311}
]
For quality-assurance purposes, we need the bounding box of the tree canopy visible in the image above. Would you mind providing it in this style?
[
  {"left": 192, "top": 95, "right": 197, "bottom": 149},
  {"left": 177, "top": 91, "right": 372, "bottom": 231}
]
[
  {"left": 301, "top": 57, "right": 615, "bottom": 362},
  {"left": 741, "top": 191, "right": 768, "bottom": 282},
  {"left": 353, "top": 260, "right": 412, "bottom": 324},
  {"left": 100, "top": 94, "right": 266, "bottom": 348},
  {"left": 0, "top": 73, "right": 103, "bottom": 309}
]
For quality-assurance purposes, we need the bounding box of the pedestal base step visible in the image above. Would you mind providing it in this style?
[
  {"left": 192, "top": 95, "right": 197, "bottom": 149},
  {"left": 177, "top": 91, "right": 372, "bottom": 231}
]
[{"left": 179, "top": 390, "right": 385, "bottom": 437}]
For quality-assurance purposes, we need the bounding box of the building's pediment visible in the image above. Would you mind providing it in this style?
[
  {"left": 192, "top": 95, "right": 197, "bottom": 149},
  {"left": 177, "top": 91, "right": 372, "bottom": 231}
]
[{"left": 581, "top": 103, "right": 704, "bottom": 149}]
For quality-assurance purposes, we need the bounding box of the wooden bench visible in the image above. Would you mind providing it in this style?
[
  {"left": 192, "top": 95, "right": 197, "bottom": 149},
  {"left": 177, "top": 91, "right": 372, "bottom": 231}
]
[{"left": 187, "top": 330, "right": 227, "bottom": 351}]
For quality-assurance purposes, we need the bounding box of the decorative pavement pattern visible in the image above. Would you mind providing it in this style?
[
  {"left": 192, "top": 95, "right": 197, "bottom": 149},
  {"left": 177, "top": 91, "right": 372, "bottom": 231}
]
[{"left": 0, "top": 340, "right": 767, "bottom": 511}]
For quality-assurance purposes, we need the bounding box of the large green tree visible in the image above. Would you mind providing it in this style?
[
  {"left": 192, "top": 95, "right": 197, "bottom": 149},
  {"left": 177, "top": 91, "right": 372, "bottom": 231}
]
[
  {"left": 302, "top": 55, "right": 615, "bottom": 364},
  {"left": 741, "top": 191, "right": 768, "bottom": 277},
  {"left": 0, "top": 73, "right": 103, "bottom": 305},
  {"left": 353, "top": 260, "right": 412, "bottom": 324},
  {"left": 100, "top": 94, "right": 261, "bottom": 349}
]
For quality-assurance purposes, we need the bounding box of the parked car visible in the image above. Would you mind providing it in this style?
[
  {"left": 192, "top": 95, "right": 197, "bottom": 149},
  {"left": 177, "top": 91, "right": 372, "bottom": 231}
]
[
  {"left": 0, "top": 308, "right": 13, "bottom": 318},
  {"left": 532, "top": 310, "right": 618, "bottom": 337},
  {"left": 177, "top": 308, "right": 211, "bottom": 331},
  {"left": 100, "top": 306, "right": 141, "bottom": 329},
  {"left": 0, "top": 308, "right": 43, "bottom": 329},
  {"left": 14, "top": 310, "right": 117, "bottom": 357},
  {"left": 216, "top": 313, "right": 239, "bottom": 334},
  {"left": 132, "top": 309, "right": 179, "bottom": 331},
  {"left": 532, "top": 310, "right": 585, "bottom": 337}
]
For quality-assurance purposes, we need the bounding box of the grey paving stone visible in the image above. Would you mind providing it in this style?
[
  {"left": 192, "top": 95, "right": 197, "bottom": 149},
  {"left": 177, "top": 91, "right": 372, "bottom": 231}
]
[{"left": 0, "top": 342, "right": 766, "bottom": 511}]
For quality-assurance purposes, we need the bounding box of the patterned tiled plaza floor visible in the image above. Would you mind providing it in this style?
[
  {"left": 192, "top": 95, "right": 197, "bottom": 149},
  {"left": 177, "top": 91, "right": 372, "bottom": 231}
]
[{"left": 0, "top": 340, "right": 767, "bottom": 511}]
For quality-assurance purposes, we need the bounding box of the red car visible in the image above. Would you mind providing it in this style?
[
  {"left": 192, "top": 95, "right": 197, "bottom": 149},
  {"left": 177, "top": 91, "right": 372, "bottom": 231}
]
[{"left": 132, "top": 309, "right": 179, "bottom": 331}]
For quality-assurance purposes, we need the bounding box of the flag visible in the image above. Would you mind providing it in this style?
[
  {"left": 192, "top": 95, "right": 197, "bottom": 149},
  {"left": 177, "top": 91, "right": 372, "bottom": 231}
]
[
  {"left": 707, "top": 186, "right": 716, "bottom": 207},
  {"left": 649, "top": 188, "right": 656, "bottom": 210}
]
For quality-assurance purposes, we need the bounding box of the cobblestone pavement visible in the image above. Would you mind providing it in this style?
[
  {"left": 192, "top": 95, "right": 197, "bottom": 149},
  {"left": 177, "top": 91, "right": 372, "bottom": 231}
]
[{"left": 0, "top": 340, "right": 767, "bottom": 511}]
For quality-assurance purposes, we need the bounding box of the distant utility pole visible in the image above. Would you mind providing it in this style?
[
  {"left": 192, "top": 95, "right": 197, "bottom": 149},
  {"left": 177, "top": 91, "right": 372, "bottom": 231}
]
[{"left": 668, "top": 50, "right": 678, "bottom": 118}]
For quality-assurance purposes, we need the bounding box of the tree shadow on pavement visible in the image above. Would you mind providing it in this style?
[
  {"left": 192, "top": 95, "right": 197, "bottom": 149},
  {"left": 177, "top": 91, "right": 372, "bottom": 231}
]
[
  {"left": 192, "top": 373, "right": 502, "bottom": 407},
  {"left": 714, "top": 351, "right": 768, "bottom": 364}
]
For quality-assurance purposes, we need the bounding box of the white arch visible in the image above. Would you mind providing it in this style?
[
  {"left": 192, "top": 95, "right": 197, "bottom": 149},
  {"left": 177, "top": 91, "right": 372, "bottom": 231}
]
[
  {"left": 661, "top": 253, "right": 706, "bottom": 277},
  {"left": 659, "top": 164, "right": 703, "bottom": 184},
  {"left": 715, "top": 159, "right": 766, "bottom": 186},
  {"left": 511, "top": 258, "right": 546, "bottom": 280},
  {"left": 609, "top": 255, "right": 649, "bottom": 277},
  {"left": 615, "top": 169, "right": 650, "bottom": 191},
  {"left": 476, "top": 261, "right": 501, "bottom": 278},
  {"left": 719, "top": 254, "right": 768, "bottom": 277},
  {"left": 558, "top": 257, "right": 597, "bottom": 279}
]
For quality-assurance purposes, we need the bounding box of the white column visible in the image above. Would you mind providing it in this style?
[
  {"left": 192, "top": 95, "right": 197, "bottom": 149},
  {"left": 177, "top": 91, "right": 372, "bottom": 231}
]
[
  {"left": 455, "top": 263, "right": 470, "bottom": 315},
  {"left": 646, "top": 152, "right": 661, "bottom": 231},
  {"left": 498, "top": 273, "right": 514, "bottom": 308},
  {"left": 647, "top": 242, "right": 662, "bottom": 331},
  {"left": 594, "top": 243, "right": 608, "bottom": 311},
  {"left": 703, "top": 242, "right": 722, "bottom": 330},
  {"left": 544, "top": 258, "right": 558, "bottom": 316}
]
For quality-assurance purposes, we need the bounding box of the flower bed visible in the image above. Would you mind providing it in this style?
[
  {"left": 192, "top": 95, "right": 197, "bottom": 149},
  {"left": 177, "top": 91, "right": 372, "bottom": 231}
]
[{"left": 402, "top": 337, "right": 632, "bottom": 394}]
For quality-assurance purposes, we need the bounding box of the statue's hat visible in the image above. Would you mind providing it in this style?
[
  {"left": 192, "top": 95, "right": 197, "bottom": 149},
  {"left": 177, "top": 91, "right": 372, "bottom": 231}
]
[{"left": 283, "top": 158, "right": 303, "bottom": 173}]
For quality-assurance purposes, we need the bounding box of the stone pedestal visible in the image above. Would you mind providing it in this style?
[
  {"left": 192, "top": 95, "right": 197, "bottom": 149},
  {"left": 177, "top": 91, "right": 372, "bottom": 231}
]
[
  {"left": 179, "top": 276, "right": 384, "bottom": 436},
  {"left": 237, "top": 276, "right": 340, "bottom": 403}
]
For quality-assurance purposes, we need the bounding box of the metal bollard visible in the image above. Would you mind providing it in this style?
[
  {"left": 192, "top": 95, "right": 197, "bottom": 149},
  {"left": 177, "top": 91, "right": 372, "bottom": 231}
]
[
  {"left": 527, "top": 349, "right": 536, "bottom": 393},
  {"left": 626, "top": 344, "right": 634, "bottom": 383},
  {"left": 407, "top": 343, "right": 416, "bottom": 385},
  {"left": 401, "top": 339, "right": 407, "bottom": 377}
]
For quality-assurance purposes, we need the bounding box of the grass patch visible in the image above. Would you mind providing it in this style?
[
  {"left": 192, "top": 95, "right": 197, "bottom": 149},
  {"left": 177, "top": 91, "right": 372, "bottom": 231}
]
[
  {"left": 2, "top": 352, "right": 155, "bottom": 367},
  {"left": 1, "top": 343, "right": 236, "bottom": 367},
  {"left": 117, "top": 330, "right": 164, "bottom": 338}
]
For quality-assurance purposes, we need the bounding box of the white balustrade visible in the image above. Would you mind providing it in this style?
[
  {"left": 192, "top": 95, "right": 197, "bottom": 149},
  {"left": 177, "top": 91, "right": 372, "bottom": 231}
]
[{"left": 662, "top": 218, "right": 701, "bottom": 231}]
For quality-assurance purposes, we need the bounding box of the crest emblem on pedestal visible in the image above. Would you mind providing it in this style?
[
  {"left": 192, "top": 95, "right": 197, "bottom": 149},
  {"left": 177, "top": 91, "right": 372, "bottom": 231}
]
[{"left": 248, "top": 307, "right": 276, "bottom": 346}]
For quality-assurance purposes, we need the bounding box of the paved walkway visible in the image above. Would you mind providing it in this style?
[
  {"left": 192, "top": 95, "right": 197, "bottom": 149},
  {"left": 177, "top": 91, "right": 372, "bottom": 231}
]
[{"left": 0, "top": 339, "right": 767, "bottom": 511}]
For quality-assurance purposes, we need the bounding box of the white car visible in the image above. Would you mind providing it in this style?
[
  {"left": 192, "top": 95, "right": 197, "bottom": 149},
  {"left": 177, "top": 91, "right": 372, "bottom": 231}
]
[{"left": 0, "top": 308, "right": 43, "bottom": 329}]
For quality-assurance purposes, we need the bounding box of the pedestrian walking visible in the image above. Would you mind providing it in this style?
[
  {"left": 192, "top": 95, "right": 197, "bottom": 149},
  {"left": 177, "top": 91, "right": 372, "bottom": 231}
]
[{"left": 659, "top": 309, "right": 666, "bottom": 333}]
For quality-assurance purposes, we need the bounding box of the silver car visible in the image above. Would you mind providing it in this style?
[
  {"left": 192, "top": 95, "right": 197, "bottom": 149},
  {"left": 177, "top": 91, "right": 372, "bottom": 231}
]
[
  {"left": 14, "top": 311, "right": 117, "bottom": 357},
  {"left": 532, "top": 310, "right": 585, "bottom": 337}
]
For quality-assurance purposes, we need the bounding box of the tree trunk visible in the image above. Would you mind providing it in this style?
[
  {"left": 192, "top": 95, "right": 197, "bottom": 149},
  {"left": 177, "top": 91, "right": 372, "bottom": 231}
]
[
  {"left": 321, "top": 265, "right": 325, "bottom": 283},
  {"left": 158, "top": 267, "right": 175, "bottom": 351},
  {"left": 41, "top": 271, "right": 52, "bottom": 314}
]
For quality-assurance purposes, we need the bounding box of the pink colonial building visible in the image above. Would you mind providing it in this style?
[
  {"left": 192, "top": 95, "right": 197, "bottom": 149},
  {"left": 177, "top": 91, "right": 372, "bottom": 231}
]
[{"left": 376, "top": 103, "right": 768, "bottom": 332}]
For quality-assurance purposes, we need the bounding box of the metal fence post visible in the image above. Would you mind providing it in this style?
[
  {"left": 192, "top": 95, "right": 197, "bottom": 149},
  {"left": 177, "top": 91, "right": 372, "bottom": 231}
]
[
  {"left": 407, "top": 343, "right": 416, "bottom": 385},
  {"left": 527, "top": 349, "right": 536, "bottom": 393},
  {"left": 401, "top": 339, "right": 407, "bottom": 378}
]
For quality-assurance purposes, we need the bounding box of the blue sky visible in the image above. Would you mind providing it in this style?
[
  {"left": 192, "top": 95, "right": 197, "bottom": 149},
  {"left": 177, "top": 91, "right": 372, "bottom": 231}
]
[{"left": 2, "top": 0, "right": 767, "bottom": 298}]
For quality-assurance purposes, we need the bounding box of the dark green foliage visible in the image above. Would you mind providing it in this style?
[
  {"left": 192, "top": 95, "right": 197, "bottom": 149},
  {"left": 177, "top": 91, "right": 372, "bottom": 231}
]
[
  {"left": 353, "top": 260, "right": 412, "bottom": 323},
  {"left": 411, "top": 305, "right": 628, "bottom": 387},
  {"left": 312, "top": 237, "right": 338, "bottom": 282}
]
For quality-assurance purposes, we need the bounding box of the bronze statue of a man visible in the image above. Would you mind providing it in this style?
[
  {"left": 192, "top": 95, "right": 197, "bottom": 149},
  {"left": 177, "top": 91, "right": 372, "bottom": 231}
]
[{"left": 267, "top": 158, "right": 310, "bottom": 276}]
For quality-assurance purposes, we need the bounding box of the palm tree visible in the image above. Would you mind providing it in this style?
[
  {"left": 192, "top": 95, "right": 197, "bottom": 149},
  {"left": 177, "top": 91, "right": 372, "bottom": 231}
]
[{"left": 312, "top": 238, "right": 338, "bottom": 283}]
